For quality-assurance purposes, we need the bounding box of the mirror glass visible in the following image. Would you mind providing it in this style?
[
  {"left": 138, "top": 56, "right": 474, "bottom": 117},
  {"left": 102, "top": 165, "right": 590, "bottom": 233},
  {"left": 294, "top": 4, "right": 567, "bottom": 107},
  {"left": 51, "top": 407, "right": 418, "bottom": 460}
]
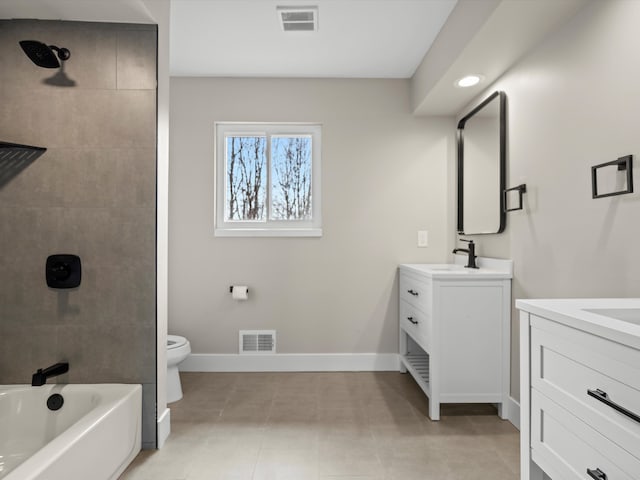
[{"left": 457, "top": 91, "right": 506, "bottom": 234}]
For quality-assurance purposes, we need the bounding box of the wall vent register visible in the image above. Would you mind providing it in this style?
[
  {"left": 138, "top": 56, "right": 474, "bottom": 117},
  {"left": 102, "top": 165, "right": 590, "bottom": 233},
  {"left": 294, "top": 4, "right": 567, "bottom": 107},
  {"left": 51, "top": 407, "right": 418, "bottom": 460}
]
[
  {"left": 239, "top": 330, "right": 276, "bottom": 354},
  {"left": 277, "top": 6, "right": 318, "bottom": 31}
]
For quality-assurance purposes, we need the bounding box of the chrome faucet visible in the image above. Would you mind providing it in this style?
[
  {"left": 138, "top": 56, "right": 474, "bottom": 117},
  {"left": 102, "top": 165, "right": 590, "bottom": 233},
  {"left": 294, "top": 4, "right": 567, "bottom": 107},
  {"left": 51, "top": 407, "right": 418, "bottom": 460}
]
[
  {"left": 452, "top": 239, "right": 478, "bottom": 269},
  {"left": 32, "top": 362, "right": 69, "bottom": 386}
]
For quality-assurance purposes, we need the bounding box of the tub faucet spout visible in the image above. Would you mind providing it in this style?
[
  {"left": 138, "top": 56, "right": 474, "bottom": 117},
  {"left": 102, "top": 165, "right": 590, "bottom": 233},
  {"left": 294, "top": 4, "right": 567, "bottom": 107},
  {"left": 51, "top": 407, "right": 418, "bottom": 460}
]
[{"left": 32, "top": 362, "right": 69, "bottom": 386}]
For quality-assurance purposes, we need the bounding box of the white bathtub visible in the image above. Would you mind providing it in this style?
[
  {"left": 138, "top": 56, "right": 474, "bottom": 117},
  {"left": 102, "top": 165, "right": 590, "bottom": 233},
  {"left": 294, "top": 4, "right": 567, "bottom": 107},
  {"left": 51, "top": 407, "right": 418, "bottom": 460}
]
[{"left": 0, "top": 384, "right": 141, "bottom": 480}]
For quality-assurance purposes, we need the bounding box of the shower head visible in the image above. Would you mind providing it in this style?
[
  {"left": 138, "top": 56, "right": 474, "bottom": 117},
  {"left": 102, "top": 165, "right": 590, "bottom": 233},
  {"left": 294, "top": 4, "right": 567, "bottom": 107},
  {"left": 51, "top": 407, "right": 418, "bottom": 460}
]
[{"left": 19, "top": 40, "right": 71, "bottom": 69}]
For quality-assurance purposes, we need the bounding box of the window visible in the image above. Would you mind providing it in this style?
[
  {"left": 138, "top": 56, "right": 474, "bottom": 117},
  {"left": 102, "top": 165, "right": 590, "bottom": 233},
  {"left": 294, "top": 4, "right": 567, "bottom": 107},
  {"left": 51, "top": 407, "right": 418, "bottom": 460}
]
[{"left": 215, "top": 123, "right": 322, "bottom": 237}]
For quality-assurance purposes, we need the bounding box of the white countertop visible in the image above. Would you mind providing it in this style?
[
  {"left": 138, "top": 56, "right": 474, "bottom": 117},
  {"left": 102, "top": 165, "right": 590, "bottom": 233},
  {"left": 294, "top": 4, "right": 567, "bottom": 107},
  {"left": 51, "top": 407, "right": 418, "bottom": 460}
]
[
  {"left": 517, "top": 298, "right": 640, "bottom": 349},
  {"left": 401, "top": 255, "right": 513, "bottom": 280}
]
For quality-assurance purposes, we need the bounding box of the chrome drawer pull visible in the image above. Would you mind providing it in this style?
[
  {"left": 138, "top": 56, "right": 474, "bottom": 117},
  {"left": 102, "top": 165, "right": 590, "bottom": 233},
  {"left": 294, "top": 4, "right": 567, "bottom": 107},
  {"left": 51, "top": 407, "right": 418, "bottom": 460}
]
[
  {"left": 407, "top": 317, "right": 418, "bottom": 325},
  {"left": 587, "top": 388, "right": 640, "bottom": 424},
  {"left": 407, "top": 289, "right": 419, "bottom": 296},
  {"left": 587, "top": 468, "right": 607, "bottom": 480}
]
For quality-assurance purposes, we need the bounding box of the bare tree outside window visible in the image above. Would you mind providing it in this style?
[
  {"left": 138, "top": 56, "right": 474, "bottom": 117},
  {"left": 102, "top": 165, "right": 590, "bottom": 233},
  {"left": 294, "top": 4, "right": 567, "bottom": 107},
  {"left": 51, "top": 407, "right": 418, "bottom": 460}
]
[
  {"left": 271, "top": 136, "right": 312, "bottom": 220},
  {"left": 225, "top": 136, "right": 266, "bottom": 221},
  {"left": 216, "top": 123, "right": 321, "bottom": 237}
]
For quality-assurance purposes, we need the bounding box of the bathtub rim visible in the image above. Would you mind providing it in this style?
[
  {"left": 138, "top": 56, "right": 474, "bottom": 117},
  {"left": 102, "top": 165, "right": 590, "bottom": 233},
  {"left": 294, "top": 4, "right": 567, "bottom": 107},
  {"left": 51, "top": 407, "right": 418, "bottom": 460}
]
[{"left": 1, "top": 383, "right": 142, "bottom": 480}]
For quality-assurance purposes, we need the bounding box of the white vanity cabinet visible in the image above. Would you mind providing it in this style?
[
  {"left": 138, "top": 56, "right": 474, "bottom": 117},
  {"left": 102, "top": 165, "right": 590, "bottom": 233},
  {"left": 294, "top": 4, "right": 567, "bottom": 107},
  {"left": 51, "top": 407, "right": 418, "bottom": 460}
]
[
  {"left": 398, "top": 256, "right": 512, "bottom": 420},
  {"left": 518, "top": 299, "right": 640, "bottom": 480}
]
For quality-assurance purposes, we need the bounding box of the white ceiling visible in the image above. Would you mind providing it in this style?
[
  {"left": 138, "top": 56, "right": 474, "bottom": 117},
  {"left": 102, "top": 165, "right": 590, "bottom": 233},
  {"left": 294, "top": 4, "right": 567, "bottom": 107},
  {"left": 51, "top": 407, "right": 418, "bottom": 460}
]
[
  {"left": 170, "top": 0, "right": 458, "bottom": 78},
  {"left": 0, "top": 0, "right": 589, "bottom": 114},
  {"left": 414, "top": 0, "right": 588, "bottom": 115}
]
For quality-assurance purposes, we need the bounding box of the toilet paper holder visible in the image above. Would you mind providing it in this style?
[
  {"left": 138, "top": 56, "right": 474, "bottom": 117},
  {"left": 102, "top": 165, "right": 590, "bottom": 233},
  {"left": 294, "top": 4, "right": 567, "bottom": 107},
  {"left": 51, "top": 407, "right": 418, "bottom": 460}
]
[
  {"left": 229, "top": 285, "right": 249, "bottom": 301},
  {"left": 229, "top": 286, "right": 249, "bottom": 294}
]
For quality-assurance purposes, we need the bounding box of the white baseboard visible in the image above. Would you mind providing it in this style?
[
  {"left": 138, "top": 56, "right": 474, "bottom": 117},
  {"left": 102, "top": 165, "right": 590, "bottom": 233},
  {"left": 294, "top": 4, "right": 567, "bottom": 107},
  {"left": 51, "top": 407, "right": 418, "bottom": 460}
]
[
  {"left": 506, "top": 396, "right": 520, "bottom": 430},
  {"left": 157, "top": 407, "right": 170, "bottom": 448},
  {"left": 180, "top": 353, "right": 400, "bottom": 372}
]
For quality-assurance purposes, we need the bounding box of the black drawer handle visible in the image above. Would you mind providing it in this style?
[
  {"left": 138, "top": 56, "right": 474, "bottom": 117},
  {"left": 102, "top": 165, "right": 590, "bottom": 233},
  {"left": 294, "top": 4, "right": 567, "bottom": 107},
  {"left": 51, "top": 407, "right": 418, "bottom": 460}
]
[
  {"left": 587, "top": 468, "right": 607, "bottom": 480},
  {"left": 407, "top": 289, "right": 419, "bottom": 296},
  {"left": 407, "top": 317, "right": 418, "bottom": 325},
  {"left": 587, "top": 389, "right": 640, "bottom": 424}
]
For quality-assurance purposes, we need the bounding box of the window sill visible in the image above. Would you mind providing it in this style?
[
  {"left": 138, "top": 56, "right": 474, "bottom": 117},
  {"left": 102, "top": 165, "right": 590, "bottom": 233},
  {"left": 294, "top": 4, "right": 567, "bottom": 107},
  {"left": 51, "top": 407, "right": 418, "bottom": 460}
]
[{"left": 214, "top": 228, "right": 323, "bottom": 238}]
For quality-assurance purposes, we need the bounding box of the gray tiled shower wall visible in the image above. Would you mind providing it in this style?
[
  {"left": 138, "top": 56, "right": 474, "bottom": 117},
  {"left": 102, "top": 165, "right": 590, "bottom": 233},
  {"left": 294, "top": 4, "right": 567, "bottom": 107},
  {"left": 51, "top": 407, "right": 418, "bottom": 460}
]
[{"left": 0, "top": 20, "right": 157, "bottom": 448}]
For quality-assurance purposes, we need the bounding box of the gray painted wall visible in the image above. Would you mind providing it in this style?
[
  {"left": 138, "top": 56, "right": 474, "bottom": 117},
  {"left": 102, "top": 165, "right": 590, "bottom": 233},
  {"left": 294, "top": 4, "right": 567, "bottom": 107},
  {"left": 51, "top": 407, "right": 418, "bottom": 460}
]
[
  {"left": 461, "top": 0, "right": 640, "bottom": 401},
  {"left": 169, "top": 78, "right": 454, "bottom": 355},
  {"left": 0, "top": 20, "right": 157, "bottom": 447},
  {"left": 171, "top": 1, "right": 640, "bottom": 406}
]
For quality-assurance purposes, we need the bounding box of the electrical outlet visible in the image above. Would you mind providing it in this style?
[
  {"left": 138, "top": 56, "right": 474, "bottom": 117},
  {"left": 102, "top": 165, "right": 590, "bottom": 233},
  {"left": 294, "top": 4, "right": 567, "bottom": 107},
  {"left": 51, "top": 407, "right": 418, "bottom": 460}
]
[{"left": 418, "top": 230, "right": 428, "bottom": 247}]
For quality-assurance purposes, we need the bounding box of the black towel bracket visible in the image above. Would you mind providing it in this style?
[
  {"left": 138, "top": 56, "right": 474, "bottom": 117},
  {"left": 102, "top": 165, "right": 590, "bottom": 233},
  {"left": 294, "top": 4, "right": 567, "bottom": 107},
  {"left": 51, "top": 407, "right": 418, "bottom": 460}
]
[{"left": 504, "top": 184, "right": 527, "bottom": 212}]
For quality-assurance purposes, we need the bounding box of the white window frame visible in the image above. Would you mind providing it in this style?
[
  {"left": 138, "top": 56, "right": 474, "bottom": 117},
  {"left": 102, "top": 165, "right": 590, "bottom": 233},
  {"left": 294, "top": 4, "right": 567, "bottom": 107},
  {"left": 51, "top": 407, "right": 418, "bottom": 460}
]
[{"left": 214, "top": 122, "right": 322, "bottom": 237}]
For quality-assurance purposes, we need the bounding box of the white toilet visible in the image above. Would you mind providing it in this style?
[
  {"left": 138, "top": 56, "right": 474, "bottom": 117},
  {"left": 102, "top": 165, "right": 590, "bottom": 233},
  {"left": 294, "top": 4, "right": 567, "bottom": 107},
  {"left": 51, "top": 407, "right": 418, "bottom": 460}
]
[{"left": 166, "top": 334, "right": 191, "bottom": 403}]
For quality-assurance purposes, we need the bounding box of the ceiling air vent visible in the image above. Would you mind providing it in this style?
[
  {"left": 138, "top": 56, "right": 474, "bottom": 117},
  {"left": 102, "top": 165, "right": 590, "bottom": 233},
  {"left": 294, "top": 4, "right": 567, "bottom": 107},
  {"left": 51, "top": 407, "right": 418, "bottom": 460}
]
[
  {"left": 277, "top": 6, "right": 318, "bottom": 32},
  {"left": 239, "top": 330, "right": 276, "bottom": 354}
]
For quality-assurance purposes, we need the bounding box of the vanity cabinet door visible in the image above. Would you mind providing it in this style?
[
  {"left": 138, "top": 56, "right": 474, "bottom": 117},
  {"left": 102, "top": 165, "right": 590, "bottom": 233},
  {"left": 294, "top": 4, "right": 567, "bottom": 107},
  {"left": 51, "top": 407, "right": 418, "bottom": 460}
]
[{"left": 438, "top": 283, "right": 504, "bottom": 397}]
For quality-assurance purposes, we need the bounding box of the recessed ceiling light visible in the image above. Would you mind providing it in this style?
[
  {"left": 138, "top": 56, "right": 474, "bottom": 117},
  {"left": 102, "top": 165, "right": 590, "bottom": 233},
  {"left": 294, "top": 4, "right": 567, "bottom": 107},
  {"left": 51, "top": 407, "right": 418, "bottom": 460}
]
[{"left": 455, "top": 75, "right": 483, "bottom": 88}]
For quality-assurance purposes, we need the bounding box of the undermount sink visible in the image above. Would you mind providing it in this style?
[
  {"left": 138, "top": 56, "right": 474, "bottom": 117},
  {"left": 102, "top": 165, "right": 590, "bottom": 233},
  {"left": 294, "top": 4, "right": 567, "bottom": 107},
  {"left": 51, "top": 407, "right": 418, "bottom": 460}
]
[
  {"left": 401, "top": 256, "right": 513, "bottom": 279},
  {"left": 583, "top": 308, "right": 640, "bottom": 326},
  {"left": 424, "top": 264, "right": 465, "bottom": 271}
]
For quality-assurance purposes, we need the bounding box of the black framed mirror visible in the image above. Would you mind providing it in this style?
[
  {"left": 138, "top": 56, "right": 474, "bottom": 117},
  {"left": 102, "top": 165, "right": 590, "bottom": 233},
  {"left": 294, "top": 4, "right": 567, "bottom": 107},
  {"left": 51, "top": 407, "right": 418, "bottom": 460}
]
[{"left": 457, "top": 91, "right": 506, "bottom": 235}]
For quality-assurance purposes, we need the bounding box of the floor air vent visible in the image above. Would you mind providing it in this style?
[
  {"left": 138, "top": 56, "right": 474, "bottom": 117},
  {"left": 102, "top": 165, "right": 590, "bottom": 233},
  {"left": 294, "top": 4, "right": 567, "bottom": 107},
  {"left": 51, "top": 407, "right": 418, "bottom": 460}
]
[{"left": 239, "top": 330, "right": 276, "bottom": 354}]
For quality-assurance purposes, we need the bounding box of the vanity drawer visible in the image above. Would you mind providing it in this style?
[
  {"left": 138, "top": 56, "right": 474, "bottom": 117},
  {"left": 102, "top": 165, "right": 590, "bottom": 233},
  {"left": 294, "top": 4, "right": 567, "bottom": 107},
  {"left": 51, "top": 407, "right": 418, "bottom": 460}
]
[
  {"left": 530, "top": 320, "right": 640, "bottom": 457},
  {"left": 531, "top": 390, "right": 640, "bottom": 480},
  {"left": 400, "top": 301, "right": 431, "bottom": 350},
  {"left": 399, "top": 272, "right": 432, "bottom": 312}
]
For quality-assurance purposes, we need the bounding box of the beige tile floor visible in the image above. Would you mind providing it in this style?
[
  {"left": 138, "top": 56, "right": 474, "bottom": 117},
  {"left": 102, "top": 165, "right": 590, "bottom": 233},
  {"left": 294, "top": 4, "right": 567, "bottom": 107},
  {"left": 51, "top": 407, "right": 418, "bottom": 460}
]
[{"left": 120, "top": 372, "right": 519, "bottom": 480}]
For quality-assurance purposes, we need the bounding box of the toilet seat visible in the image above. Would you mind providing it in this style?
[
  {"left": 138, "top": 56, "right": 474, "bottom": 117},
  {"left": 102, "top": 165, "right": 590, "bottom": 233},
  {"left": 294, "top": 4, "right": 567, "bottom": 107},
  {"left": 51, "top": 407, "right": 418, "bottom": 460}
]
[{"left": 167, "top": 334, "right": 187, "bottom": 349}]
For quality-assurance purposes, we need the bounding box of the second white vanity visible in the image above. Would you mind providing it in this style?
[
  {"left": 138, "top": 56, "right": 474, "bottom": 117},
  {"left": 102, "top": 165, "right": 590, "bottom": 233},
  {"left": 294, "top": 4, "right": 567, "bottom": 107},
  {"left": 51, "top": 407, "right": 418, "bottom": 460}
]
[
  {"left": 518, "top": 298, "right": 640, "bottom": 480},
  {"left": 398, "top": 255, "right": 512, "bottom": 420}
]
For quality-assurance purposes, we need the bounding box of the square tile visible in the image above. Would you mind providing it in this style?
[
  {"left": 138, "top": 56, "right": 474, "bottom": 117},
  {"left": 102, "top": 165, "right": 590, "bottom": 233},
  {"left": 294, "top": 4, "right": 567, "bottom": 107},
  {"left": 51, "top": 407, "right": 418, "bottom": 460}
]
[{"left": 118, "top": 373, "right": 519, "bottom": 480}]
